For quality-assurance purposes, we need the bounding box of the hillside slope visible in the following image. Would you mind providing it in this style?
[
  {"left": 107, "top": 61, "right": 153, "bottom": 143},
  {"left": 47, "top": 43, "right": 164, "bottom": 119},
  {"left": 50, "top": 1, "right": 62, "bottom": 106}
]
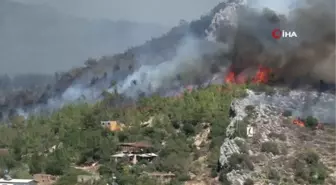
[{"left": 0, "top": 0, "right": 221, "bottom": 120}]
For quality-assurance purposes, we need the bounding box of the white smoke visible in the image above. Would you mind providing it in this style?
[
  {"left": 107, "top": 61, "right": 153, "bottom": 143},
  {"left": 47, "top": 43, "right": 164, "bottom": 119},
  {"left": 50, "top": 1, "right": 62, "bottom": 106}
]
[{"left": 112, "top": 35, "right": 227, "bottom": 98}]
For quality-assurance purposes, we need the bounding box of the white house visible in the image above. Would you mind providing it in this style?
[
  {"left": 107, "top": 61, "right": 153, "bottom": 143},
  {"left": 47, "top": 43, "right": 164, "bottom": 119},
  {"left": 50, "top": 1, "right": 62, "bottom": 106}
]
[{"left": 0, "top": 178, "right": 37, "bottom": 185}]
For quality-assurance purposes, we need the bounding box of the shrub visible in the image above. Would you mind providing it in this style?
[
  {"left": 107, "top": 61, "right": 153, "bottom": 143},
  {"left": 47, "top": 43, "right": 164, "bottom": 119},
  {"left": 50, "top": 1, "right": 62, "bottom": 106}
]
[
  {"left": 267, "top": 168, "right": 280, "bottom": 180},
  {"left": 235, "top": 139, "right": 249, "bottom": 154},
  {"left": 305, "top": 116, "right": 318, "bottom": 128},
  {"left": 245, "top": 105, "right": 255, "bottom": 115},
  {"left": 218, "top": 171, "right": 231, "bottom": 184},
  {"left": 303, "top": 150, "right": 319, "bottom": 165},
  {"left": 282, "top": 110, "right": 292, "bottom": 117},
  {"left": 242, "top": 155, "right": 254, "bottom": 171},
  {"left": 177, "top": 173, "right": 190, "bottom": 181},
  {"left": 228, "top": 153, "right": 254, "bottom": 171},
  {"left": 309, "top": 163, "right": 328, "bottom": 184},
  {"left": 268, "top": 132, "right": 286, "bottom": 141},
  {"left": 293, "top": 151, "right": 328, "bottom": 184},
  {"left": 248, "top": 84, "right": 275, "bottom": 96},
  {"left": 182, "top": 123, "right": 195, "bottom": 136},
  {"left": 243, "top": 178, "right": 254, "bottom": 185},
  {"left": 294, "top": 160, "right": 310, "bottom": 181},
  {"left": 261, "top": 142, "right": 280, "bottom": 155}
]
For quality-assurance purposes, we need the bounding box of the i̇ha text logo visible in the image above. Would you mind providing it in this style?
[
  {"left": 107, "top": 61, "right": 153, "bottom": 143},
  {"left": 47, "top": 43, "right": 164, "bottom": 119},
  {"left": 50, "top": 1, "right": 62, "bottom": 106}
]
[{"left": 272, "top": 28, "right": 297, "bottom": 39}]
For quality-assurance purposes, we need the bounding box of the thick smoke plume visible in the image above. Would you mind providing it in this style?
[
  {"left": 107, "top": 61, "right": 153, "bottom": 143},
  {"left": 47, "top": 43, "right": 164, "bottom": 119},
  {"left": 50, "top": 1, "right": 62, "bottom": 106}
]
[{"left": 211, "top": 0, "right": 335, "bottom": 86}]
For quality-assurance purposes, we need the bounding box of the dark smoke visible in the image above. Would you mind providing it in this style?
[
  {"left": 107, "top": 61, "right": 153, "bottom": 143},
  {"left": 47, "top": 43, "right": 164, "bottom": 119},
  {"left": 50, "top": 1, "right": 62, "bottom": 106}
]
[
  {"left": 210, "top": 0, "right": 335, "bottom": 123},
  {"left": 216, "top": 0, "right": 335, "bottom": 87}
]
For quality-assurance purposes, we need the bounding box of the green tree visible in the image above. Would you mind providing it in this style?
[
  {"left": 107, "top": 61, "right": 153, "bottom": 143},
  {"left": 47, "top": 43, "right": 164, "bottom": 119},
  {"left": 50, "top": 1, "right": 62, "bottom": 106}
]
[
  {"left": 305, "top": 116, "right": 318, "bottom": 128},
  {"left": 29, "top": 153, "right": 44, "bottom": 174},
  {"left": 45, "top": 149, "right": 70, "bottom": 175}
]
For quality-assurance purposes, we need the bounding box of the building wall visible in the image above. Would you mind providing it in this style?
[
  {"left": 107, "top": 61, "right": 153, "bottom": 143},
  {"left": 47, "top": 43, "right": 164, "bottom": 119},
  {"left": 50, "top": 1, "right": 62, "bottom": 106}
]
[
  {"left": 100, "top": 121, "right": 123, "bottom": 131},
  {"left": 33, "top": 174, "right": 57, "bottom": 185}
]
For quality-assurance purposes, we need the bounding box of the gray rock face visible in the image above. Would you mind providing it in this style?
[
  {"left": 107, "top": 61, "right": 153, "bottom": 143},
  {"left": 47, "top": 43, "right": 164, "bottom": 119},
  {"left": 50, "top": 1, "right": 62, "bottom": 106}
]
[
  {"left": 206, "top": 0, "right": 248, "bottom": 42},
  {"left": 226, "top": 170, "right": 250, "bottom": 185},
  {"left": 226, "top": 99, "right": 249, "bottom": 138},
  {"left": 219, "top": 89, "right": 288, "bottom": 182},
  {"left": 219, "top": 138, "right": 241, "bottom": 167},
  {"left": 220, "top": 87, "right": 336, "bottom": 184}
]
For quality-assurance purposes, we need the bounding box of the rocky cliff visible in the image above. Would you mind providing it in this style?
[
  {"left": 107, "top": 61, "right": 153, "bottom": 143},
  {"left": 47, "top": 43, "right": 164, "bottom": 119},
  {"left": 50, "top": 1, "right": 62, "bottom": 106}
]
[{"left": 219, "top": 88, "right": 336, "bottom": 185}]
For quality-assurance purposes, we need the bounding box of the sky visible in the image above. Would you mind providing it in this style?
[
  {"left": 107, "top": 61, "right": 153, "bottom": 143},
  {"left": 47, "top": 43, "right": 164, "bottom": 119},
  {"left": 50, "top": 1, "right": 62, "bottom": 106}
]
[
  {"left": 248, "top": 0, "right": 296, "bottom": 15},
  {"left": 11, "top": 0, "right": 226, "bottom": 26},
  {"left": 11, "top": 0, "right": 296, "bottom": 26}
]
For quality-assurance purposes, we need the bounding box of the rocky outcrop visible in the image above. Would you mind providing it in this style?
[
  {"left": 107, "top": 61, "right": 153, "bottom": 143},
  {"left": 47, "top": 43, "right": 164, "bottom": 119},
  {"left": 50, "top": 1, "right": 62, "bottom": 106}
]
[
  {"left": 219, "top": 88, "right": 336, "bottom": 185},
  {"left": 219, "top": 138, "right": 241, "bottom": 167},
  {"left": 206, "top": 0, "right": 247, "bottom": 42},
  {"left": 226, "top": 170, "right": 250, "bottom": 185}
]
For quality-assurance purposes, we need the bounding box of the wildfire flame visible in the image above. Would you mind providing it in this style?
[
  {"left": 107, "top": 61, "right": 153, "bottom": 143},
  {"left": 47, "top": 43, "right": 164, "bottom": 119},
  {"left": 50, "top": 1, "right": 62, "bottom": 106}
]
[
  {"left": 292, "top": 118, "right": 324, "bottom": 130},
  {"left": 225, "top": 65, "right": 272, "bottom": 84},
  {"left": 225, "top": 71, "right": 236, "bottom": 84},
  {"left": 252, "top": 65, "right": 272, "bottom": 84},
  {"left": 293, "top": 119, "right": 305, "bottom": 127}
]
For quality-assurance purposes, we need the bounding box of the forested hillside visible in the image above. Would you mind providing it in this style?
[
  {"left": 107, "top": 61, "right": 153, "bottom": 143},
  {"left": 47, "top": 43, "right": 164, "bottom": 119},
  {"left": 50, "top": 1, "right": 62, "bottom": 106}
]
[{"left": 0, "top": 84, "right": 247, "bottom": 185}]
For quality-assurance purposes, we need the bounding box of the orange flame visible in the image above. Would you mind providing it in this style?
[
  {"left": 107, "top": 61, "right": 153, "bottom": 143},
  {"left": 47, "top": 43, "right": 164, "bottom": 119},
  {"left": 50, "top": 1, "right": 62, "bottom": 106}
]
[
  {"left": 225, "top": 71, "right": 236, "bottom": 84},
  {"left": 224, "top": 65, "right": 272, "bottom": 84},
  {"left": 293, "top": 119, "right": 305, "bottom": 127},
  {"left": 292, "top": 118, "right": 325, "bottom": 129},
  {"left": 252, "top": 65, "right": 272, "bottom": 84}
]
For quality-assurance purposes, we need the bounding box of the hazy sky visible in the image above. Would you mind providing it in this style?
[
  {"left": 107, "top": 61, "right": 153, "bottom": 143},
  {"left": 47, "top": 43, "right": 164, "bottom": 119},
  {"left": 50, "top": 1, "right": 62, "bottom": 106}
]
[
  {"left": 11, "top": 0, "right": 225, "bottom": 26},
  {"left": 11, "top": 0, "right": 295, "bottom": 26}
]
